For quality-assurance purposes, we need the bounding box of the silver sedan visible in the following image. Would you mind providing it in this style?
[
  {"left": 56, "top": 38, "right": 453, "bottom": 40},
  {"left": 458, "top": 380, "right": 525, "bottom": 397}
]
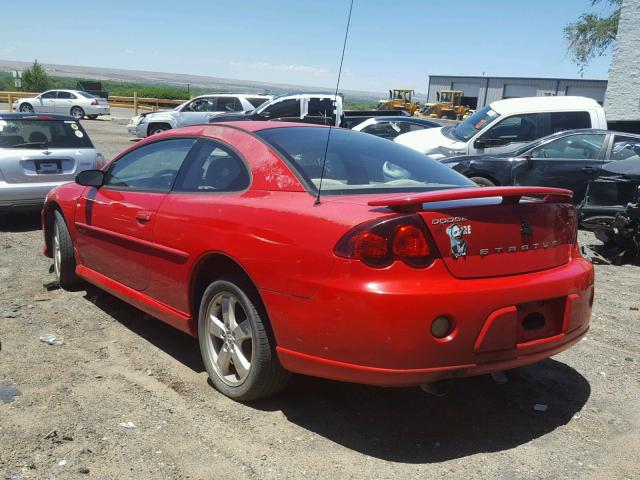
[
  {"left": 13, "top": 89, "right": 110, "bottom": 120},
  {"left": 0, "top": 113, "right": 105, "bottom": 210}
]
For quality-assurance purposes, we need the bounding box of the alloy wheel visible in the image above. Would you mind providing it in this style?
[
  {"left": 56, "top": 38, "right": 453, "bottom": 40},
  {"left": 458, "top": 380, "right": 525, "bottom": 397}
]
[
  {"left": 204, "top": 291, "right": 254, "bottom": 386},
  {"left": 20, "top": 104, "right": 34, "bottom": 113},
  {"left": 53, "top": 223, "right": 61, "bottom": 280}
]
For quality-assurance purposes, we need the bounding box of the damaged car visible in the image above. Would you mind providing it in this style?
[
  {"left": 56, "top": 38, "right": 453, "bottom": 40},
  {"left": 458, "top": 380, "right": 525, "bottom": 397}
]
[{"left": 580, "top": 153, "right": 640, "bottom": 263}]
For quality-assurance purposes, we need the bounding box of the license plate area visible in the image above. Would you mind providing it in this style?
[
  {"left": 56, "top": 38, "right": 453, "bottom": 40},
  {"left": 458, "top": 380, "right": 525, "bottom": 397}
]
[
  {"left": 35, "top": 159, "right": 62, "bottom": 174},
  {"left": 516, "top": 297, "right": 565, "bottom": 344}
]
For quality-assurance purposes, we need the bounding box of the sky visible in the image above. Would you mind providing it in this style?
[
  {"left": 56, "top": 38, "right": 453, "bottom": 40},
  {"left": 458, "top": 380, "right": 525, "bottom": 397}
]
[{"left": 0, "top": 0, "right": 615, "bottom": 94}]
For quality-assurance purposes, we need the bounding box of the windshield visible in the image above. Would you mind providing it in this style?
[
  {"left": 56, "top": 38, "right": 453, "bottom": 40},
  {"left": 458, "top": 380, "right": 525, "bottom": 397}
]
[
  {"left": 451, "top": 106, "right": 500, "bottom": 141},
  {"left": 0, "top": 119, "right": 94, "bottom": 149},
  {"left": 256, "top": 127, "right": 474, "bottom": 195}
]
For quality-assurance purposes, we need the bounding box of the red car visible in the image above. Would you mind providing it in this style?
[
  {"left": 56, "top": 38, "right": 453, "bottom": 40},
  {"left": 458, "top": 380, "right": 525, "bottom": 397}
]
[{"left": 42, "top": 122, "right": 594, "bottom": 401}]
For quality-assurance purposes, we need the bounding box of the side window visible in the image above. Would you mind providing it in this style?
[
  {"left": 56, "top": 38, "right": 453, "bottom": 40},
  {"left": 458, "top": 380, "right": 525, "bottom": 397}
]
[
  {"left": 262, "top": 99, "right": 301, "bottom": 118},
  {"left": 174, "top": 140, "right": 250, "bottom": 192},
  {"left": 57, "top": 92, "right": 72, "bottom": 99},
  {"left": 104, "top": 138, "right": 196, "bottom": 192},
  {"left": 41, "top": 91, "right": 57, "bottom": 99},
  {"left": 611, "top": 136, "right": 640, "bottom": 161},
  {"left": 184, "top": 98, "right": 215, "bottom": 112},
  {"left": 363, "top": 123, "right": 398, "bottom": 139},
  {"left": 549, "top": 111, "right": 591, "bottom": 133},
  {"left": 483, "top": 113, "right": 541, "bottom": 143},
  {"left": 217, "top": 97, "right": 242, "bottom": 112},
  {"left": 530, "top": 134, "right": 605, "bottom": 159},
  {"left": 247, "top": 97, "right": 269, "bottom": 108},
  {"left": 307, "top": 98, "right": 334, "bottom": 117}
]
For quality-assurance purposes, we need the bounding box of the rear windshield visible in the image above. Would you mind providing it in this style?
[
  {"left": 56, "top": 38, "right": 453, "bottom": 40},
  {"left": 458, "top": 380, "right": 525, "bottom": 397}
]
[
  {"left": 76, "top": 91, "right": 95, "bottom": 99},
  {"left": 256, "top": 127, "right": 473, "bottom": 195},
  {"left": 0, "top": 119, "right": 94, "bottom": 149}
]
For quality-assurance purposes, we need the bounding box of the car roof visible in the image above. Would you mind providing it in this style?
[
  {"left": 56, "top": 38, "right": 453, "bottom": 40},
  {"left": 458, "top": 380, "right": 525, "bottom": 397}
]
[
  {"left": 0, "top": 112, "right": 76, "bottom": 121},
  {"left": 490, "top": 96, "right": 602, "bottom": 115}
]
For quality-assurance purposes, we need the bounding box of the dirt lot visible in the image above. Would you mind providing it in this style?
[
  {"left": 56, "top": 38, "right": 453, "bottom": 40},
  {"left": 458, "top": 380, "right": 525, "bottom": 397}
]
[{"left": 0, "top": 119, "right": 639, "bottom": 479}]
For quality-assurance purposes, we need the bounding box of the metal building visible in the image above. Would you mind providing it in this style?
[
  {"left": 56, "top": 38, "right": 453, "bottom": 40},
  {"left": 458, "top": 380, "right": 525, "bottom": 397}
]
[
  {"left": 427, "top": 75, "right": 607, "bottom": 109},
  {"left": 604, "top": 0, "right": 640, "bottom": 130}
]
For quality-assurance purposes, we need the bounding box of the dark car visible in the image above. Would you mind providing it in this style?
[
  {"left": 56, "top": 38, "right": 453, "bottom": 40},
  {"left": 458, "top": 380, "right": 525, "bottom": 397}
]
[
  {"left": 352, "top": 116, "right": 442, "bottom": 140},
  {"left": 441, "top": 129, "right": 640, "bottom": 203}
]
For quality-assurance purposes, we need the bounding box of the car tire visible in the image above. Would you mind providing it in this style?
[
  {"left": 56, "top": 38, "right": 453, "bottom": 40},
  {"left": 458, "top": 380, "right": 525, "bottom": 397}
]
[
  {"left": 52, "top": 211, "right": 83, "bottom": 291},
  {"left": 87, "top": 115, "right": 98, "bottom": 120},
  {"left": 470, "top": 176, "right": 496, "bottom": 187},
  {"left": 198, "top": 277, "right": 290, "bottom": 401},
  {"left": 19, "top": 103, "right": 34, "bottom": 113},
  {"left": 70, "top": 106, "right": 85, "bottom": 120},
  {"left": 148, "top": 124, "right": 170, "bottom": 136}
]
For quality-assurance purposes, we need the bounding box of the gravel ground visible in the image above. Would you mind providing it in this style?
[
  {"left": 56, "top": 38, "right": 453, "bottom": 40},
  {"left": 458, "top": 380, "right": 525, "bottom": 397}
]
[{"left": 0, "top": 121, "right": 639, "bottom": 480}]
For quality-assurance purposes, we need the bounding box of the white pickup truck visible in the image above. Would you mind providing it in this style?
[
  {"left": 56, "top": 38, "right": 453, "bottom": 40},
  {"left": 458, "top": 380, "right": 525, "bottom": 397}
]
[
  {"left": 208, "top": 93, "right": 344, "bottom": 126},
  {"left": 395, "top": 96, "right": 608, "bottom": 159},
  {"left": 127, "top": 93, "right": 272, "bottom": 138}
]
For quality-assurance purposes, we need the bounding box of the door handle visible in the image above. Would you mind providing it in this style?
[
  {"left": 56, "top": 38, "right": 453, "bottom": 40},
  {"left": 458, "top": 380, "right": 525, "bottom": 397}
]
[
  {"left": 581, "top": 166, "right": 597, "bottom": 173},
  {"left": 135, "top": 210, "right": 153, "bottom": 223}
]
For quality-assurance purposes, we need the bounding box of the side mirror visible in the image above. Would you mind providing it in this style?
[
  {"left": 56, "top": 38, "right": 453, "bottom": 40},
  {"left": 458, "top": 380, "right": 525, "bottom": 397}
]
[
  {"left": 75, "top": 169, "right": 104, "bottom": 187},
  {"left": 259, "top": 111, "right": 272, "bottom": 119}
]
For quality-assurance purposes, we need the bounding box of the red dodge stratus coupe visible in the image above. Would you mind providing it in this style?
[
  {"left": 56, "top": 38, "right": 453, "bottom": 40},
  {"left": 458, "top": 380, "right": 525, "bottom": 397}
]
[{"left": 41, "top": 122, "right": 594, "bottom": 401}]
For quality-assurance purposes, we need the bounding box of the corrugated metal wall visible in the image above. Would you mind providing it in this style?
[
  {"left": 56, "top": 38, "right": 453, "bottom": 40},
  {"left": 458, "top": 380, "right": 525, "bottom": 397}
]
[{"left": 427, "top": 76, "right": 608, "bottom": 108}]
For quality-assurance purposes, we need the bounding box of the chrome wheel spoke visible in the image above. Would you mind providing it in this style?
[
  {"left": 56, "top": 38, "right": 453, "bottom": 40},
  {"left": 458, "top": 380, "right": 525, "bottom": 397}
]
[
  {"left": 231, "top": 347, "right": 251, "bottom": 380},
  {"left": 221, "top": 295, "right": 237, "bottom": 330},
  {"left": 232, "top": 320, "right": 252, "bottom": 342},
  {"left": 216, "top": 346, "right": 232, "bottom": 375},
  {"left": 208, "top": 314, "right": 225, "bottom": 339}
]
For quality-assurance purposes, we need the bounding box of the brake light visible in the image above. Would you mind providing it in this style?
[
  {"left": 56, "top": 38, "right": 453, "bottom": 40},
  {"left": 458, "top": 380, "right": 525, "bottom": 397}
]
[
  {"left": 91, "top": 99, "right": 99, "bottom": 105},
  {"left": 335, "top": 214, "right": 438, "bottom": 268}
]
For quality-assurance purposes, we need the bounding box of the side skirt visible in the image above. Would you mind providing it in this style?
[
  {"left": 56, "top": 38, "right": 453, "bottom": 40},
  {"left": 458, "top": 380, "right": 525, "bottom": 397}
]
[{"left": 76, "top": 265, "right": 196, "bottom": 336}]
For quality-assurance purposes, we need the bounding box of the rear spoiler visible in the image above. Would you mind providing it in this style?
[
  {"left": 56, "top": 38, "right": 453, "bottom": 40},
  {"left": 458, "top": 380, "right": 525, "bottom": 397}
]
[{"left": 368, "top": 186, "right": 573, "bottom": 212}]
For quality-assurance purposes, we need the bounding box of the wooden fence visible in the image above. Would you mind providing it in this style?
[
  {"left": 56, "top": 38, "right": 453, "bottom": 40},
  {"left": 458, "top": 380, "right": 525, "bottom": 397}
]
[{"left": 0, "top": 91, "right": 187, "bottom": 115}]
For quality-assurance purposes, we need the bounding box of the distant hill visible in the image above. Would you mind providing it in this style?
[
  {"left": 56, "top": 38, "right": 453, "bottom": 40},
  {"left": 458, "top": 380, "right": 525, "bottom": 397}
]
[{"left": 0, "top": 59, "right": 386, "bottom": 101}]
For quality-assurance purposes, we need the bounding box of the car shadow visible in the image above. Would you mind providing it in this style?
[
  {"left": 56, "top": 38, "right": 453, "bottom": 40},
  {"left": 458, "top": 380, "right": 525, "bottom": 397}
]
[
  {"left": 79, "top": 285, "right": 589, "bottom": 463},
  {"left": 0, "top": 211, "right": 41, "bottom": 232},
  {"left": 82, "top": 286, "right": 205, "bottom": 373},
  {"left": 249, "top": 359, "right": 590, "bottom": 463}
]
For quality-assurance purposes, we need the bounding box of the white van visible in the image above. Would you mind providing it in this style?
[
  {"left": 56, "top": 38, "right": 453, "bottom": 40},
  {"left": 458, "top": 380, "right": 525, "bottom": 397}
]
[{"left": 395, "top": 96, "right": 607, "bottom": 159}]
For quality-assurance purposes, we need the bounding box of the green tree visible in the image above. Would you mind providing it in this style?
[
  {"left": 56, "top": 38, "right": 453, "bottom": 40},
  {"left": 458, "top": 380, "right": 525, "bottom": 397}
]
[
  {"left": 564, "top": 0, "right": 622, "bottom": 74},
  {"left": 21, "top": 60, "right": 50, "bottom": 92}
]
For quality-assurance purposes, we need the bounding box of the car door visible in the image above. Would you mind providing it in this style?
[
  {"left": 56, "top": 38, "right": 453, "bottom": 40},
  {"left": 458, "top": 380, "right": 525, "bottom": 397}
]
[
  {"left": 55, "top": 91, "right": 75, "bottom": 114},
  {"left": 74, "top": 138, "right": 196, "bottom": 291},
  {"left": 35, "top": 91, "right": 57, "bottom": 113},
  {"left": 471, "top": 113, "right": 543, "bottom": 155},
  {"left": 177, "top": 97, "right": 217, "bottom": 127},
  {"left": 147, "top": 138, "right": 252, "bottom": 311},
  {"left": 511, "top": 132, "right": 607, "bottom": 203}
]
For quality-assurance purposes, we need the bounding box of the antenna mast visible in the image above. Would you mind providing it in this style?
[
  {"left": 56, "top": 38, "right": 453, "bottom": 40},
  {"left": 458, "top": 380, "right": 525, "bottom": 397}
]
[{"left": 315, "top": 0, "right": 355, "bottom": 206}]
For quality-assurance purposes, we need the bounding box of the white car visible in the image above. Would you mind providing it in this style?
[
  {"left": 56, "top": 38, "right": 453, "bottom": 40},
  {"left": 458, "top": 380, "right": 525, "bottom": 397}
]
[
  {"left": 127, "top": 93, "right": 272, "bottom": 138},
  {"left": 395, "top": 96, "right": 608, "bottom": 159},
  {"left": 13, "top": 90, "right": 110, "bottom": 120}
]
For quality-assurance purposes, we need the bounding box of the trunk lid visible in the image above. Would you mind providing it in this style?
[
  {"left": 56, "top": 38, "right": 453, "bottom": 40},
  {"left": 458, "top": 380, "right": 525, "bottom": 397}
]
[
  {"left": 368, "top": 187, "right": 577, "bottom": 278},
  {"left": 0, "top": 148, "right": 94, "bottom": 184}
]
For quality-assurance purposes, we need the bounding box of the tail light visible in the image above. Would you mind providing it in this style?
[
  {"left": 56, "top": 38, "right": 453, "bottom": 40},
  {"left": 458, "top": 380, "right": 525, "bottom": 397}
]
[
  {"left": 91, "top": 99, "right": 99, "bottom": 105},
  {"left": 334, "top": 214, "right": 439, "bottom": 268},
  {"left": 95, "top": 152, "right": 106, "bottom": 169}
]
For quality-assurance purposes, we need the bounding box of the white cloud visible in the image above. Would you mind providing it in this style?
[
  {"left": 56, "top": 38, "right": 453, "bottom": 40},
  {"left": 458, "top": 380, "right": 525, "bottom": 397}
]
[
  {"left": 229, "top": 61, "right": 330, "bottom": 76},
  {"left": 124, "top": 49, "right": 135, "bottom": 55},
  {"left": 0, "top": 46, "right": 16, "bottom": 54}
]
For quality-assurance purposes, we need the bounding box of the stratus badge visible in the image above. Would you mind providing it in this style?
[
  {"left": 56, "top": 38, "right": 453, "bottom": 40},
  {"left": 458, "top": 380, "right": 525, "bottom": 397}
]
[{"left": 446, "top": 223, "right": 469, "bottom": 258}]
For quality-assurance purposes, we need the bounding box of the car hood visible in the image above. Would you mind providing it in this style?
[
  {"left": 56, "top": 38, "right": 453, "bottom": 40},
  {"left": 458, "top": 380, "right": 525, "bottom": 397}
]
[{"left": 394, "top": 126, "right": 467, "bottom": 159}]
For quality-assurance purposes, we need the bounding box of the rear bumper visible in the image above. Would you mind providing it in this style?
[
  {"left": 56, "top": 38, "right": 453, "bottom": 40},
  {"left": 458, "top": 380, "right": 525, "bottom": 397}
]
[
  {"left": 0, "top": 181, "right": 67, "bottom": 210},
  {"left": 85, "top": 106, "right": 110, "bottom": 116},
  {"left": 264, "top": 256, "right": 594, "bottom": 386}
]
